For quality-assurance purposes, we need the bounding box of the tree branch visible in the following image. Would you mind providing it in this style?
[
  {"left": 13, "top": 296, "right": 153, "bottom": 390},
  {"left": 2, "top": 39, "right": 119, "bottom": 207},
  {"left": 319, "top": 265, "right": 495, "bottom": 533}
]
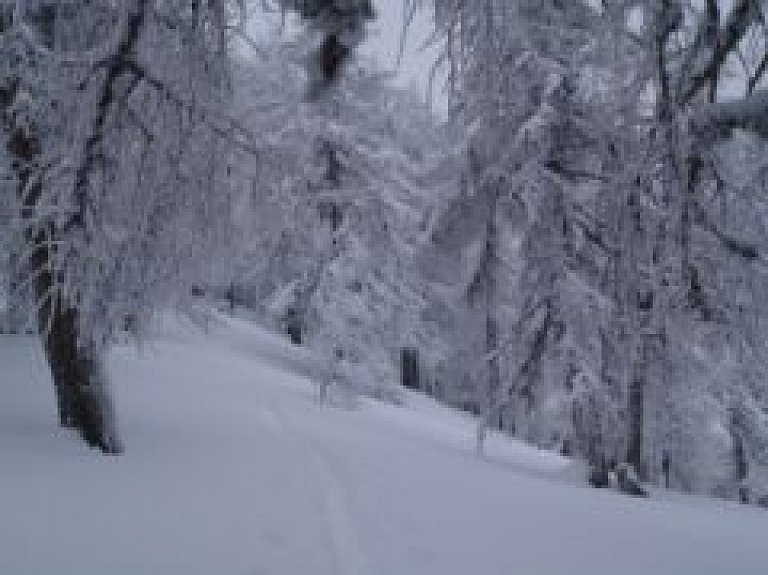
[
  {"left": 693, "top": 200, "right": 760, "bottom": 261},
  {"left": 697, "top": 88, "right": 768, "bottom": 139},
  {"left": 681, "top": 0, "right": 762, "bottom": 104},
  {"left": 748, "top": 51, "right": 768, "bottom": 94}
]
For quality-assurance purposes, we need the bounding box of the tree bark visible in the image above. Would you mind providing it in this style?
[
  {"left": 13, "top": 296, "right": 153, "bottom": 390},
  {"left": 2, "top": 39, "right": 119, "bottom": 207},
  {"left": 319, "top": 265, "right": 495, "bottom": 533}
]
[
  {"left": 42, "top": 303, "right": 121, "bottom": 454},
  {"left": 626, "top": 345, "right": 647, "bottom": 480}
]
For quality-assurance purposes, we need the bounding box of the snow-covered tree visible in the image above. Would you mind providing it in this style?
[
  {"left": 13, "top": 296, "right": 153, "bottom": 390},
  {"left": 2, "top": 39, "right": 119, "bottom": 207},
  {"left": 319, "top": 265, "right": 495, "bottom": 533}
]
[
  {"left": 228, "top": 37, "right": 454, "bottom": 400},
  {"left": 422, "top": 0, "right": 768, "bottom": 494},
  {"left": 420, "top": 0, "right": 616, "bottom": 458},
  {"left": 1, "top": 1, "right": 238, "bottom": 452},
  {"left": 613, "top": 0, "right": 768, "bottom": 492}
]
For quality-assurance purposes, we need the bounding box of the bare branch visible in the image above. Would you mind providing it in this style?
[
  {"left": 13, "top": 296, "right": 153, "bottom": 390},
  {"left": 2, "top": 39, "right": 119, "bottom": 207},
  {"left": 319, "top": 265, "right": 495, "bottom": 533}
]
[
  {"left": 681, "top": 0, "right": 763, "bottom": 104},
  {"left": 697, "top": 87, "right": 768, "bottom": 139}
]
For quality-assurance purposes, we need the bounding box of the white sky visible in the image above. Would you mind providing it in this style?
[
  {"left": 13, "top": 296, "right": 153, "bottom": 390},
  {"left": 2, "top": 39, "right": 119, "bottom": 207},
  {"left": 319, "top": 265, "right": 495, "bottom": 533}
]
[{"left": 361, "top": 1, "right": 446, "bottom": 110}]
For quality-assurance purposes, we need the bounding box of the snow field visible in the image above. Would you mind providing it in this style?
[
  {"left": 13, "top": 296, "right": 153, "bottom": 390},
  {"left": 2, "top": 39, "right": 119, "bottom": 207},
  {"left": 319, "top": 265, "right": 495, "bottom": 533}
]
[{"left": 1, "top": 313, "right": 767, "bottom": 575}]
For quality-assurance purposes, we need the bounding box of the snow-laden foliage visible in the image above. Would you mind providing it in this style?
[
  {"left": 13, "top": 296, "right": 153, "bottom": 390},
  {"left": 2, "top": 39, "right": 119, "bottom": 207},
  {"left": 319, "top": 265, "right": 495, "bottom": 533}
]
[
  {"left": 224, "top": 40, "right": 456, "bottom": 400},
  {"left": 417, "top": 0, "right": 768, "bottom": 498},
  {"left": 1, "top": 1, "right": 235, "bottom": 344},
  {"left": 1, "top": 0, "right": 766, "bottom": 502}
]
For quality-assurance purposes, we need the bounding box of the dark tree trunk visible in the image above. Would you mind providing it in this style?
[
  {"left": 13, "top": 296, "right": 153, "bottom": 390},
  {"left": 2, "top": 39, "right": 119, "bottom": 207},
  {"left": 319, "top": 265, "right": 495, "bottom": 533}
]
[
  {"left": 227, "top": 283, "right": 236, "bottom": 314},
  {"left": 42, "top": 303, "right": 121, "bottom": 453},
  {"left": 284, "top": 307, "right": 304, "bottom": 345},
  {"left": 626, "top": 360, "right": 646, "bottom": 480},
  {"left": 401, "top": 347, "right": 421, "bottom": 390}
]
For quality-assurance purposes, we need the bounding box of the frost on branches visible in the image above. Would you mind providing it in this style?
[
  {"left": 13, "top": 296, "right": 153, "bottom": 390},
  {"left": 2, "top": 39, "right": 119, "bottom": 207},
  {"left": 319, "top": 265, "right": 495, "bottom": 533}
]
[
  {"left": 1, "top": 0, "right": 766, "bottom": 503},
  {"left": 420, "top": 0, "right": 768, "bottom": 498},
  {"left": 1, "top": 1, "right": 237, "bottom": 452},
  {"left": 225, "top": 38, "right": 454, "bottom": 402}
]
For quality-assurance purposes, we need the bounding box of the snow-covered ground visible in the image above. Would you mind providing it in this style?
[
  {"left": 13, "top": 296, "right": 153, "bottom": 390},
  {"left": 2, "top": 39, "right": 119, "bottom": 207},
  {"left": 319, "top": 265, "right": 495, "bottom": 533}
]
[{"left": 1, "top": 312, "right": 767, "bottom": 575}]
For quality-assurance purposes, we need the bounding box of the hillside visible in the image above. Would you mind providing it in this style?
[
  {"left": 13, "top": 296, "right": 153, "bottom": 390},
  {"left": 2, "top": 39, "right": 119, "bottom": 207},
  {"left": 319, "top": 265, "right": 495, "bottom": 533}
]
[{"left": 1, "top": 312, "right": 767, "bottom": 575}]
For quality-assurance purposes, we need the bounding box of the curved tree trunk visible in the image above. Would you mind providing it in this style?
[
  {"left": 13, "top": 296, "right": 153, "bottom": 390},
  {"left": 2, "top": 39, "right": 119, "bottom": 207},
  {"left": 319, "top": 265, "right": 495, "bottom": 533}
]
[{"left": 42, "top": 303, "right": 121, "bottom": 453}]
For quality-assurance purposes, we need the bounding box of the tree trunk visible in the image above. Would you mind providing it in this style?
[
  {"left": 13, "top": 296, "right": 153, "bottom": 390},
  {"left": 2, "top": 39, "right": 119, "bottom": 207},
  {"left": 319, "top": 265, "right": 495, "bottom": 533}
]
[
  {"left": 623, "top": 186, "right": 652, "bottom": 482},
  {"left": 626, "top": 350, "right": 647, "bottom": 480},
  {"left": 476, "top": 175, "right": 502, "bottom": 455},
  {"left": 42, "top": 303, "right": 121, "bottom": 454},
  {"left": 401, "top": 347, "right": 421, "bottom": 390}
]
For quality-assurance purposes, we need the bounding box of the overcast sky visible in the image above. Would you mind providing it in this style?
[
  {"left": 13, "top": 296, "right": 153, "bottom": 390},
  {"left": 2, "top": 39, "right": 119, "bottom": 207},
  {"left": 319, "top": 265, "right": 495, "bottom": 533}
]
[{"left": 361, "top": 1, "right": 445, "bottom": 108}]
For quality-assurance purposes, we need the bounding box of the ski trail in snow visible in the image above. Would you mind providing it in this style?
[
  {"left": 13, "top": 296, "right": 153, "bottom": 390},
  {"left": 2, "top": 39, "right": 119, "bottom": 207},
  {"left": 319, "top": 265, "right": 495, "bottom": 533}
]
[
  {"left": 262, "top": 394, "right": 375, "bottom": 575},
  {"left": 312, "top": 452, "right": 376, "bottom": 575}
]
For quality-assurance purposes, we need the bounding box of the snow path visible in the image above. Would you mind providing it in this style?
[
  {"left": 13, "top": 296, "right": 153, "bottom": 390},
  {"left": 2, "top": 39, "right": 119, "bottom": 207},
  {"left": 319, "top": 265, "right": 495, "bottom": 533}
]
[
  {"left": 257, "top": 395, "right": 375, "bottom": 575},
  {"left": 2, "top": 314, "right": 768, "bottom": 575},
  {"left": 309, "top": 439, "right": 375, "bottom": 575}
]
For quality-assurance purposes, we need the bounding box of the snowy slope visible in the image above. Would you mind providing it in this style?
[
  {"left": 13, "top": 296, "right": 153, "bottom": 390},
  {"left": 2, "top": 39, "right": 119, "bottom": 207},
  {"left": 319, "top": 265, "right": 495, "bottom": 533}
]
[{"left": 1, "top": 312, "right": 767, "bottom": 575}]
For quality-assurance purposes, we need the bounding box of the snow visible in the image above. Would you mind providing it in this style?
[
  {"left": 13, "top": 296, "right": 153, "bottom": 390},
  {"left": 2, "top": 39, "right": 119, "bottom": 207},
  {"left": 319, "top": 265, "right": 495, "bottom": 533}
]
[{"left": 2, "top": 312, "right": 768, "bottom": 575}]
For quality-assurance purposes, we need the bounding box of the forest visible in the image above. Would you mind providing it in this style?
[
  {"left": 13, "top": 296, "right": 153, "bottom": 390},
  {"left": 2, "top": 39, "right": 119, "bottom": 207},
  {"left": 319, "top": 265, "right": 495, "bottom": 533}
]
[{"left": 2, "top": 0, "right": 768, "bottom": 512}]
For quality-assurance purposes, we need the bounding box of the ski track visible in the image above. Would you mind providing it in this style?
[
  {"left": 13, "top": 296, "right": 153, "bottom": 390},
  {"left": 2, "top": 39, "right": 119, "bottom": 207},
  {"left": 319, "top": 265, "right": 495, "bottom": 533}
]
[
  {"left": 312, "top": 452, "right": 375, "bottom": 575},
  {"left": 259, "top": 395, "right": 375, "bottom": 575}
]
